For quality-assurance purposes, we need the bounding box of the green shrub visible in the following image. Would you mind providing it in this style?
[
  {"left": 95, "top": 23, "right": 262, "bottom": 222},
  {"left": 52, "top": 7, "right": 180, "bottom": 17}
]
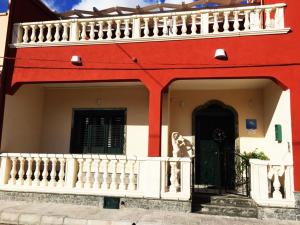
[{"left": 241, "top": 149, "right": 269, "bottom": 162}]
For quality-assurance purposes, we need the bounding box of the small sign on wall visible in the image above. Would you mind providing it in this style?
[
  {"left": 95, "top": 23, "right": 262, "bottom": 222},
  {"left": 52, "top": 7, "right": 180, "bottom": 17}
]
[{"left": 246, "top": 119, "right": 257, "bottom": 134}]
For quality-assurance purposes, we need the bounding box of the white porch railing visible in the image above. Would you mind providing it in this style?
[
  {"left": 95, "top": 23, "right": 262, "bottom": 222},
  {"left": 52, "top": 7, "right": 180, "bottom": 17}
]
[
  {"left": 250, "top": 159, "right": 295, "bottom": 207},
  {"left": 11, "top": 3, "right": 289, "bottom": 48},
  {"left": 0, "top": 153, "right": 191, "bottom": 200}
]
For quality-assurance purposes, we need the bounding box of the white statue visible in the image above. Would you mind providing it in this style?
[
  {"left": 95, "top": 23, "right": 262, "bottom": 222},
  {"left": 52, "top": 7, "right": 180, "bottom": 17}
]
[{"left": 171, "top": 132, "right": 194, "bottom": 158}]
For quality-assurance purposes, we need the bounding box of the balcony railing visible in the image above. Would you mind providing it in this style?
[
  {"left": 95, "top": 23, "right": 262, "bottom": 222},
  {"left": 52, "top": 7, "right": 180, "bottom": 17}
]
[
  {"left": 0, "top": 153, "right": 191, "bottom": 200},
  {"left": 250, "top": 159, "right": 295, "bottom": 207},
  {"left": 11, "top": 3, "right": 289, "bottom": 48}
]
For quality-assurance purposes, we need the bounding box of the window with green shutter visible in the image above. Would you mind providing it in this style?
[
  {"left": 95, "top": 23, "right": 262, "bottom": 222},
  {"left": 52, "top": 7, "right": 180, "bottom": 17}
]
[{"left": 70, "top": 109, "right": 126, "bottom": 154}]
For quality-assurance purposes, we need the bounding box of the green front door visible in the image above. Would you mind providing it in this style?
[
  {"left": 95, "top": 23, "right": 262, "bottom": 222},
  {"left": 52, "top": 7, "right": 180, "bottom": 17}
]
[{"left": 194, "top": 103, "right": 236, "bottom": 191}]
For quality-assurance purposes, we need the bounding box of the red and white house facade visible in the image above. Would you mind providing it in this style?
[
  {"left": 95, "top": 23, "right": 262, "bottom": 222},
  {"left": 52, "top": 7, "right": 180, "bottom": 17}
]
[{"left": 0, "top": 0, "right": 300, "bottom": 220}]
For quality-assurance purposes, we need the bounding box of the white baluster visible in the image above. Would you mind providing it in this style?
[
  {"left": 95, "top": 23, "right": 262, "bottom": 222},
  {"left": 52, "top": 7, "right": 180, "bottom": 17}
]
[
  {"left": 269, "top": 166, "right": 284, "bottom": 200},
  {"left": 169, "top": 161, "right": 179, "bottom": 193},
  {"left": 244, "top": 10, "right": 250, "bottom": 31},
  {"left": 275, "top": 7, "right": 285, "bottom": 29},
  {"left": 58, "top": 158, "right": 65, "bottom": 187},
  {"left": 101, "top": 159, "right": 109, "bottom": 190},
  {"left": 213, "top": 13, "right": 219, "bottom": 33},
  {"left": 110, "top": 160, "right": 118, "bottom": 190},
  {"left": 84, "top": 159, "right": 92, "bottom": 189},
  {"left": 24, "top": 157, "right": 33, "bottom": 186},
  {"left": 76, "top": 159, "right": 84, "bottom": 188},
  {"left": 254, "top": 9, "right": 262, "bottom": 30},
  {"left": 153, "top": 17, "right": 159, "bottom": 37},
  {"left": 107, "top": 21, "right": 113, "bottom": 39},
  {"left": 265, "top": 8, "right": 272, "bottom": 29},
  {"left": 49, "top": 158, "right": 57, "bottom": 187},
  {"left": 143, "top": 18, "right": 149, "bottom": 38},
  {"left": 17, "top": 157, "right": 25, "bottom": 186},
  {"left": 98, "top": 21, "right": 104, "bottom": 39},
  {"left": 162, "top": 17, "right": 168, "bottom": 36},
  {"left": 191, "top": 14, "right": 197, "bottom": 35},
  {"left": 41, "top": 158, "right": 49, "bottom": 186},
  {"left": 30, "top": 25, "right": 37, "bottom": 43},
  {"left": 33, "top": 157, "right": 41, "bottom": 186},
  {"left": 124, "top": 19, "right": 130, "bottom": 39},
  {"left": 115, "top": 20, "right": 121, "bottom": 39},
  {"left": 62, "top": 22, "right": 69, "bottom": 41},
  {"left": 181, "top": 15, "right": 187, "bottom": 35},
  {"left": 54, "top": 23, "right": 61, "bottom": 42},
  {"left": 8, "top": 157, "right": 17, "bottom": 185},
  {"left": 223, "top": 11, "right": 230, "bottom": 32},
  {"left": 80, "top": 22, "right": 87, "bottom": 40},
  {"left": 93, "top": 159, "right": 100, "bottom": 189},
  {"left": 46, "top": 24, "right": 53, "bottom": 42},
  {"left": 172, "top": 16, "right": 178, "bottom": 36},
  {"left": 89, "top": 21, "right": 95, "bottom": 40},
  {"left": 38, "top": 24, "right": 45, "bottom": 42},
  {"left": 128, "top": 160, "right": 136, "bottom": 191},
  {"left": 119, "top": 160, "right": 126, "bottom": 191},
  {"left": 233, "top": 11, "right": 240, "bottom": 31},
  {"left": 23, "top": 26, "right": 29, "bottom": 43}
]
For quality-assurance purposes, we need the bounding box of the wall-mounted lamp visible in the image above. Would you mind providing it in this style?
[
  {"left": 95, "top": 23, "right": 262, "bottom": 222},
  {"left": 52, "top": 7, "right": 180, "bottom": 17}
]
[
  {"left": 71, "top": 55, "right": 82, "bottom": 65},
  {"left": 214, "top": 49, "right": 228, "bottom": 60}
]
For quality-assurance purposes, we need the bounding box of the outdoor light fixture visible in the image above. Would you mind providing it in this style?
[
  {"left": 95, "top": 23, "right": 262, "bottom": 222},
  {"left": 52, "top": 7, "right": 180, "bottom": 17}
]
[
  {"left": 214, "top": 49, "right": 228, "bottom": 60},
  {"left": 71, "top": 55, "right": 82, "bottom": 65}
]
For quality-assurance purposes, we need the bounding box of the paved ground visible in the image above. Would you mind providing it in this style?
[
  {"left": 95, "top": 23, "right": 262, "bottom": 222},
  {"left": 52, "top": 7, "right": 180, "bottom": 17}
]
[{"left": 0, "top": 200, "right": 299, "bottom": 225}]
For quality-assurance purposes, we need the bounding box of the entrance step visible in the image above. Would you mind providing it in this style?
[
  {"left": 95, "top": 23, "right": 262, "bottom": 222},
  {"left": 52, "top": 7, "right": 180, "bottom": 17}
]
[{"left": 192, "top": 193, "right": 258, "bottom": 218}]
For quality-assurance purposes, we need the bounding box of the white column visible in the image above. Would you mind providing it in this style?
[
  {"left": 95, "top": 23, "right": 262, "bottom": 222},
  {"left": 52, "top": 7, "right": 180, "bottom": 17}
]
[
  {"left": 124, "top": 19, "right": 130, "bottom": 39},
  {"left": 16, "top": 157, "right": 25, "bottom": 186},
  {"left": 38, "top": 24, "right": 45, "bottom": 42},
  {"left": 76, "top": 159, "right": 84, "bottom": 188},
  {"left": 143, "top": 18, "right": 150, "bottom": 38},
  {"left": 200, "top": 13, "right": 209, "bottom": 34},
  {"left": 30, "top": 25, "right": 37, "bottom": 43},
  {"left": 70, "top": 20, "right": 80, "bottom": 42},
  {"left": 107, "top": 21, "right": 113, "bottom": 40},
  {"left": 22, "top": 26, "right": 29, "bottom": 43},
  {"left": 58, "top": 158, "right": 66, "bottom": 187},
  {"left": 275, "top": 7, "right": 285, "bottom": 29},
  {"left": 49, "top": 157, "right": 57, "bottom": 187},
  {"left": 54, "top": 23, "right": 61, "bottom": 42},
  {"left": 191, "top": 14, "right": 197, "bottom": 35},
  {"left": 213, "top": 13, "right": 219, "bottom": 33},
  {"left": 162, "top": 17, "right": 168, "bottom": 36},
  {"left": 180, "top": 160, "right": 191, "bottom": 198},
  {"left": 98, "top": 21, "right": 104, "bottom": 40},
  {"left": 93, "top": 159, "right": 100, "bottom": 189},
  {"left": 46, "top": 24, "right": 53, "bottom": 42},
  {"left": 223, "top": 11, "right": 230, "bottom": 32},
  {"left": 41, "top": 158, "right": 49, "bottom": 187},
  {"left": 33, "top": 157, "right": 41, "bottom": 186},
  {"left": 181, "top": 15, "right": 187, "bottom": 35},
  {"left": 132, "top": 18, "right": 141, "bottom": 38},
  {"left": 115, "top": 20, "right": 121, "bottom": 39},
  {"left": 62, "top": 22, "right": 69, "bottom": 41},
  {"left": 172, "top": 16, "right": 178, "bottom": 36},
  {"left": 233, "top": 11, "right": 240, "bottom": 32},
  {"left": 0, "top": 155, "right": 12, "bottom": 185},
  {"left": 153, "top": 17, "right": 159, "bottom": 37},
  {"left": 8, "top": 157, "right": 17, "bottom": 185},
  {"left": 89, "top": 21, "right": 95, "bottom": 40},
  {"left": 139, "top": 160, "right": 161, "bottom": 198}
]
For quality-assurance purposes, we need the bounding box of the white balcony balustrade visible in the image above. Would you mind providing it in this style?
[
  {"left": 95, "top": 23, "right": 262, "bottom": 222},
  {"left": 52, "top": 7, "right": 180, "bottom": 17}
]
[
  {"left": 11, "top": 3, "right": 289, "bottom": 48},
  {"left": 0, "top": 153, "right": 192, "bottom": 200},
  {"left": 250, "top": 159, "right": 295, "bottom": 207}
]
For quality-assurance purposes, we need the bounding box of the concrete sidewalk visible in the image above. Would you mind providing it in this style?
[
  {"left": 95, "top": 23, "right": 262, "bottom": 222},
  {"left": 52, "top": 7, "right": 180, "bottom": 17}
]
[{"left": 0, "top": 200, "right": 298, "bottom": 225}]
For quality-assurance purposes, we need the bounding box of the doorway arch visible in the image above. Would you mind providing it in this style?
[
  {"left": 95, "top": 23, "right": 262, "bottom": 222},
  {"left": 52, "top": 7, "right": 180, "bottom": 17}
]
[{"left": 192, "top": 100, "right": 238, "bottom": 192}]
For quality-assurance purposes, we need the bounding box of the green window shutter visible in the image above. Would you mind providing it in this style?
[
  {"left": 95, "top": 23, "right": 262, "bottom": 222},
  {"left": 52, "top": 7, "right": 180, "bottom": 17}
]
[{"left": 70, "top": 110, "right": 125, "bottom": 155}]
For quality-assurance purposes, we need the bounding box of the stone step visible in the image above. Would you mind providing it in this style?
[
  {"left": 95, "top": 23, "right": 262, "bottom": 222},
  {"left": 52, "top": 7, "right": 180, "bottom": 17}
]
[
  {"left": 209, "top": 196, "right": 257, "bottom": 207},
  {"left": 196, "top": 204, "right": 258, "bottom": 218}
]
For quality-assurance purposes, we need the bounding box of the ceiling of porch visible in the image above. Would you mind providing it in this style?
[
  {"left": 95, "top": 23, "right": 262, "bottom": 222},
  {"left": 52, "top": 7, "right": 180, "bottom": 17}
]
[{"left": 169, "top": 79, "right": 273, "bottom": 90}]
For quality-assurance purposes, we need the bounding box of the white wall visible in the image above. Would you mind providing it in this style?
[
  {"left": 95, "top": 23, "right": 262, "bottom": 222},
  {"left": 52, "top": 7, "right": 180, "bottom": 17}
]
[
  {"left": 40, "top": 86, "right": 149, "bottom": 156},
  {"left": 263, "top": 82, "right": 293, "bottom": 163},
  {"left": 0, "top": 13, "right": 8, "bottom": 72},
  {"left": 1, "top": 85, "right": 45, "bottom": 153}
]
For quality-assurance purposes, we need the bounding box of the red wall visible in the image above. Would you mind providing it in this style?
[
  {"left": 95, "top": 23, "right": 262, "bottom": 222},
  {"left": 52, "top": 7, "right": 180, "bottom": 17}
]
[{"left": 5, "top": 0, "right": 300, "bottom": 191}]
